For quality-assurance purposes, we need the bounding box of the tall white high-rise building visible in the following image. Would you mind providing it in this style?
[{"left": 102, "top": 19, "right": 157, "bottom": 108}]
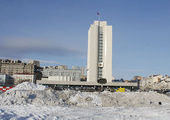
[{"left": 87, "top": 21, "right": 112, "bottom": 83}]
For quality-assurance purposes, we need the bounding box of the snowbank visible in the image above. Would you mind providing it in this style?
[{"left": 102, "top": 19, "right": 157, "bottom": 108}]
[
  {"left": 69, "top": 91, "right": 103, "bottom": 107},
  {"left": 69, "top": 91, "right": 170, "bottom": 107},
  {"left": 0, "top": 90, "right": 60, "bottom": 106},
  {"left": 0, "top": 82, "right": 170, "bottom": 107},
  {"left": 11, "top": 82, "right": 47, "bottom": 91},
  {"left": 140, "top": 79, "right": 170, "bottom": 91},
  {"left": 0, "top": 82, "right": 59, "bottom": 106}
]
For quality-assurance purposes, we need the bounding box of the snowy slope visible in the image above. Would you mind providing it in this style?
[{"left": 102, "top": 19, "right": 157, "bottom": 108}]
[{"left": 0, "top": 82, "right": 170, "bottom": 120}]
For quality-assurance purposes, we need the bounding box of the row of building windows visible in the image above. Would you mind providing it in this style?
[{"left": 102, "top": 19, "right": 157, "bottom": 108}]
[
  {"left": 97, "top": 30, "right": 103, "bottom": 78},
  {"left": 42, "top": 70, "right": 81, "bottom": 77}
]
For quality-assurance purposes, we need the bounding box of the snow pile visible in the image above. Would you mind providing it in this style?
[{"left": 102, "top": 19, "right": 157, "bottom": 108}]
[
  {"left": 152, "top": 81, "right": 169, "bottom": 90},
  {"left": 0, "top": 82, "right": 59, "bottom": 106},
  {"left": 140, "top": 77, "right": 170, "bottom": 91},
  {"left": 0, "top": 82, "right": 170, "bottom": 107},
  {"left": 69, "top": 91, "right": 170, "bottom": 107},
  {"left": 0, "top": 89, "right": 60, "bottom": 106},
  {"left": 11, "top": 82, "right": 47, "bottom": 91},
  {"left": 140, "top": 81, "right": 170, "bottom": 91},
  {"left": 69, "top": 91, "right": 102, "bottom": 107}
]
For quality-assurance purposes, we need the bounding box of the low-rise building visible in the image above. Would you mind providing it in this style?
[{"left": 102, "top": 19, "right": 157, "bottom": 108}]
[
  {"left": 48, "top": 76, "right": 73, "bottom": 81},
  {"left": 0, "top": 59, "right": 41, "bottom": 82},
  {"left": 12, "top": 74, "right": 35, "bottom": 84},
  {"left": 0, "top": 59, "right": 34, "bottom": 75},
  {"left": 42, "top": 66, "right": 83, "bottom": 82},
  {"left": 28, "top": 60, "right": 40, "bottom": 67}
]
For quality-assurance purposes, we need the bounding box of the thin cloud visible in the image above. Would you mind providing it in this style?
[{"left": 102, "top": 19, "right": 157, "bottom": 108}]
[{"left": 0, "top": 37, "right": 84, "bottom": 58}]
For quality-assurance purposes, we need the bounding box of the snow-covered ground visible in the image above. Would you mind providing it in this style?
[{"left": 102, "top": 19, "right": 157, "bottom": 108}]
[
  {"left": 0, "top": 82, "right": 170, "bottom": 120},
  {"left": 1, "top": 105, "right": 170, "bottom": 120}
]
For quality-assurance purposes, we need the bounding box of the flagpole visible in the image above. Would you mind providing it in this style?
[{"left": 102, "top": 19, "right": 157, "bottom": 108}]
[{"left": 97, "top": 12, "right": 100, "bottom": 21}]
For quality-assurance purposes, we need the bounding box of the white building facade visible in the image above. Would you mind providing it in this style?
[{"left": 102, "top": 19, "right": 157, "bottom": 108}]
[
  {"left": 12, "top": 74, "right": 35, "bottom": 84},
  {"left": 87, "top": 21, "right": 112, "bottom": 83},
  {"left": 42, "top": 66, "right": 82, "bottom": 82}
]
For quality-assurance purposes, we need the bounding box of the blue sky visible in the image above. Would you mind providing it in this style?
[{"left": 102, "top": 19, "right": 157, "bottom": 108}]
[{"left": 0, "top": 0, "right": 170, "bottom": 79}]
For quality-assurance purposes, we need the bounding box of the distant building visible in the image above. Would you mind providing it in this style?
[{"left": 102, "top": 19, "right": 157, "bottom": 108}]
[
  {"left": 12, "top": 74, "right": 35, "bottom": 84},
  {"left": 28, "top": 60, "right": 40, "bottom": 67},
  {"left": 43, "top": 65, "right": 68, "bottom": 70},
  {"left": 0, "top": 59, "right": 34, "bottom": 75},
  {"left": 87, "top": 20, "right": 112, "bottom": 83},
  {"left": 42, "top": 65, "right": 83, "bottom": 81},
  {"left": 133, "top": 76, "right": 143, "bottom": 81},
  {"left": 58, "top": 65, "right": 68, "bottom": 70},
  {"left": 0, "top": 59, "right": 41, "bottom": 83}
]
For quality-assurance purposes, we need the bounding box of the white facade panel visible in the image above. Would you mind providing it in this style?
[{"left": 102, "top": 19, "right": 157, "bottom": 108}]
[
  {"left": 103, "top": 26, "right": 112, "bottom": 83},
  {"left": 87, "top": 24, "right": 98, "bottom": 82}
]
